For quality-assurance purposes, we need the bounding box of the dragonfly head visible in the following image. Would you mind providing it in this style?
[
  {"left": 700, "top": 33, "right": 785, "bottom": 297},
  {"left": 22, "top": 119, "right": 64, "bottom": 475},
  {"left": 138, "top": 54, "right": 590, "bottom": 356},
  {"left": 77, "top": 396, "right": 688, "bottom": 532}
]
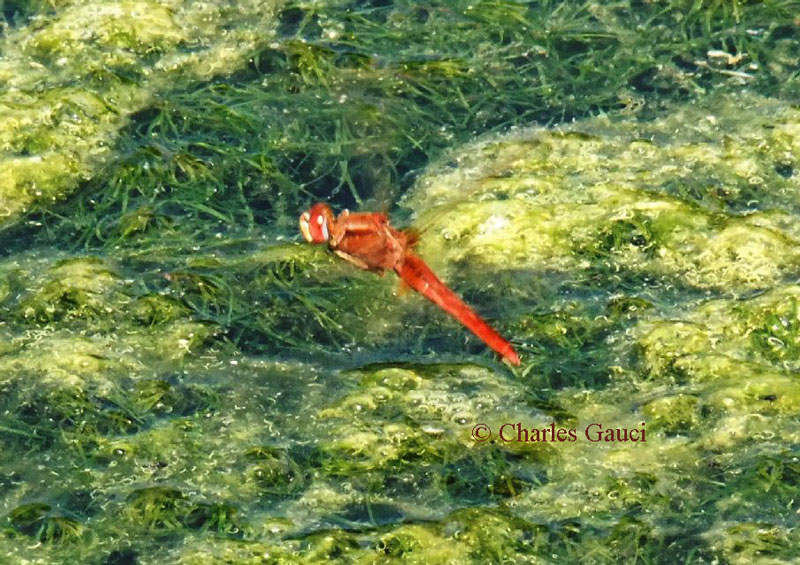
[{"left": 299, "top": 203, "right": 334, "bottom": 243}]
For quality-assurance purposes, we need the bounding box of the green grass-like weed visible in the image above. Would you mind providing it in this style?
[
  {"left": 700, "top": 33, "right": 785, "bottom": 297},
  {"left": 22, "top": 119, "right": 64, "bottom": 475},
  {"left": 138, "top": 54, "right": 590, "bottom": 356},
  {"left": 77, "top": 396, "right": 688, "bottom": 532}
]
[{"left": 1, "top": 1, "right": 799, "bottom": 563}]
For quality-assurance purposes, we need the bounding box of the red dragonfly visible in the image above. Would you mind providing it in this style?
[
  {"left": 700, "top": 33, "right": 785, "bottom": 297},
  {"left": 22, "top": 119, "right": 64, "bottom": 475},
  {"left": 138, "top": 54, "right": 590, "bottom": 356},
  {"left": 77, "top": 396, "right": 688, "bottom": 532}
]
[{"left": 299, "top": 203, "right": 520, "bottom": 365}]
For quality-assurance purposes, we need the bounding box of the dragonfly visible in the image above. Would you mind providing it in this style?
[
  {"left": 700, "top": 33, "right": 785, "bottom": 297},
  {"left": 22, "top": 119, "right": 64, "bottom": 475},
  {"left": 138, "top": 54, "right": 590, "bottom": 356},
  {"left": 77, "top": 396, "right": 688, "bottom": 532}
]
[{"left": 299, "top": 202, "right": 520, "bottom": 365}]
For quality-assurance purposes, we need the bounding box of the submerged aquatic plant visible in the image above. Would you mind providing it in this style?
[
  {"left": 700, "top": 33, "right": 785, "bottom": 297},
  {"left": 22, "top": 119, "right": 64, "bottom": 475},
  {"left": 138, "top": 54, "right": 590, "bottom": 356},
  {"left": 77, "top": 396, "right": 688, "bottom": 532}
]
[{"left": 5, "top": 503, "right": 84, "bottom": 544}]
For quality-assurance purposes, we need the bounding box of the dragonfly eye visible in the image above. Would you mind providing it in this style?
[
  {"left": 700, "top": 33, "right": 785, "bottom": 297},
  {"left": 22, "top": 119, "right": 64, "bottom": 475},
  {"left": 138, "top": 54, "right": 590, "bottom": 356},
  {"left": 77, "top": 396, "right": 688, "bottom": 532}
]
[{"left": 299, "top": 205, "right": 332, "bottom": 243}]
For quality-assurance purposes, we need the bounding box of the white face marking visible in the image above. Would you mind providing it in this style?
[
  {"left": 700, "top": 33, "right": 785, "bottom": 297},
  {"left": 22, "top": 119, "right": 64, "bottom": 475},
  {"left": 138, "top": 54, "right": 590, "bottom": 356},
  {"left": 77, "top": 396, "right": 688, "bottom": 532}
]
[
  {"left": 316, "top": 215, "right": 323, "bottom": 225},
  {"left": 299, "top": 212, "right": 312, "bottom": 242},
  {"left": 320, "top": 218, "right": 329, "bottom": 240}
]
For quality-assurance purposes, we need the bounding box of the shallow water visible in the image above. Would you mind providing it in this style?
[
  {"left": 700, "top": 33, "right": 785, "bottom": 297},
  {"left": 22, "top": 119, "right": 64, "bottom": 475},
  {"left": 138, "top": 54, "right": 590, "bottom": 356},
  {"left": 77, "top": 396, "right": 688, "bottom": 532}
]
[{"left": 1, "top": 1, "right": 799, "bottom": 563}]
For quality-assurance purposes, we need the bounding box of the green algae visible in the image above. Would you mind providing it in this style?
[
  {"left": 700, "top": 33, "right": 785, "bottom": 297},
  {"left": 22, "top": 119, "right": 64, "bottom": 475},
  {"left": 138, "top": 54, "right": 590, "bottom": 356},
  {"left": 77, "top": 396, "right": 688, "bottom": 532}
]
[
  {"left": 0, "top": 0, "right": 283, "bottom": 228},
  {"left": 1, "top": 0, "right": 800, "bottom": 563},
  {"left": 407, "top": 94, "right": 800, "bottom": 293},
  {"left": 16, "top": 256, "right": 124, "bottom": 322},
  {"left": 642, "top": 394, "right": 701, "bottom": 435},
  {"left": 5, "top": 0, "right": 795, "bottom": 244},
  {"left": 4, "top": 90, "right": 800, "bottom": 559},
  {"left": 5, "top": 502, "right": 85, "bottom": 545}
]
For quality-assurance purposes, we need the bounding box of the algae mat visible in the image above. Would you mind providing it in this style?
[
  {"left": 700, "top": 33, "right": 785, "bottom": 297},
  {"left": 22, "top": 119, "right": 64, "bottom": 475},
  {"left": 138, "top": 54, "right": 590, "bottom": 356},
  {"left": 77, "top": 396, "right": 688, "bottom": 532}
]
[
  {"left": 1, "top": 0, "right": 800, "bottom": 564},
  {"left": 0, "top": 0, "right": 282, "bottom": 226},
  {"left": 2, "top": 90, "right": 799, "bottom": 563}
]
